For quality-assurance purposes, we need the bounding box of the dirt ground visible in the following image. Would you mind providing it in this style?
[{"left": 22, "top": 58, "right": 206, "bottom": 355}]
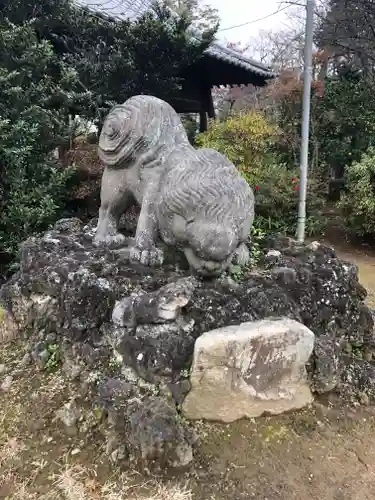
[{"left": 2, "top": 233, "right": 375, "bottom": 500}]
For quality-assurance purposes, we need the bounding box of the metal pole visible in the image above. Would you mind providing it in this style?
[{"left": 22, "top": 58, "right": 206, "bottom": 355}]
[{"left": 296, "top": 0, "right": 315, "bottom": 242}]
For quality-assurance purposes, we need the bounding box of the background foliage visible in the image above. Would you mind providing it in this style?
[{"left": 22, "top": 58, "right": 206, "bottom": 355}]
[
  {"left": 196, "top": 111, "right": 278, "bottom": 169},
  {"left": 218, "top": 0, "right": 375, "bottom": 238},
  {"left": 0, "top": 20, "right": 81, "bottom": 268},
  {"left": 312, "top": 70, "right": 375, "bottom": 181},
  {"left": 337, "top": 147, "right": 375, "bottom": 237},
  {"left": 2, "top": 0, "right": 214, "bottom": 128},
  {"left": 0, "top": 0, "right": 214, "bottom": 276},
  {"left": 197, "top": 111, "right": 325, "bottom": 236}
]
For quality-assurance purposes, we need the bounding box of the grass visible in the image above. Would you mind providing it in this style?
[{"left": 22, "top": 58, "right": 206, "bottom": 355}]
[
  {"left": 0, "top": 341, "right": 194, "bottom": 500},
  {"left": 0, "top": 453, "right": 194, "bottom": 500},
  {"left": 51, "top": 465, "right": 193, "bottom": 500},
  {"left": 0, "top": 463, "right": 194, "bottom": 500}
]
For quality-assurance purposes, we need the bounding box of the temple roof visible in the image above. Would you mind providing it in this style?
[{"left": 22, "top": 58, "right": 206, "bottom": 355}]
[{"left": 205, "top": 41, "right": 276, "bottom": 79}]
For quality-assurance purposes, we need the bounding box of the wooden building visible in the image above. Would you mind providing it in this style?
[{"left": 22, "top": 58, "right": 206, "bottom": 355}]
[{"left": 172, "top": 40, "right": 277, "bottom": 131}]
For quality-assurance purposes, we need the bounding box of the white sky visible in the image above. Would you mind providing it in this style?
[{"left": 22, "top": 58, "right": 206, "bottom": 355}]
[{"left": 211, "top": 0, "right": 293, "bottom": 44}]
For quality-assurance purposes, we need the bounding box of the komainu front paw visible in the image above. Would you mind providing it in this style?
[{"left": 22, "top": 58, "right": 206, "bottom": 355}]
[
  {"left": 93, "top": 232, "right": 126, "bottom": 248},
  {"left": 129, "top": 245, "right": 164, "bottom": 266},
  {"left": 232, "top": 243, "right": 250, "bottom": 266}
]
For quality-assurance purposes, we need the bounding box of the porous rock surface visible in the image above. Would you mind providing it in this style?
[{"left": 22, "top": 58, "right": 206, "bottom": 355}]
[
  {"left": 0, "top": 219, "right": 374, "bottom": 469},
  {"left": 182, "top": 318, "right": 315, "bottom": 422}
]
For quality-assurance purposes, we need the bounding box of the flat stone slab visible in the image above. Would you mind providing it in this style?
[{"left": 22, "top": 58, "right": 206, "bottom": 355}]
[{"left": 182, "top": 317, "right": 315, "bottom": 423}]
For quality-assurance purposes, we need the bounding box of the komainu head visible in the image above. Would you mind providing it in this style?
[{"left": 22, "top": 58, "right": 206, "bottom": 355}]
[{"left": 98, "top": 95, "right": 189, "bottom": 169}]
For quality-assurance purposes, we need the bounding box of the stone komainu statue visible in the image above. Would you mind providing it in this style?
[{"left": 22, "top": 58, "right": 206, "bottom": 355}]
[{"left": 95, "top": 95, "right": 255, "bottom": 275}]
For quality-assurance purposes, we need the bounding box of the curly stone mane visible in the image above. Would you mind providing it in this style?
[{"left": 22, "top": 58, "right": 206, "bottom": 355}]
[{"left": 98, "top": 95, "right": 189, "bottom": 169}]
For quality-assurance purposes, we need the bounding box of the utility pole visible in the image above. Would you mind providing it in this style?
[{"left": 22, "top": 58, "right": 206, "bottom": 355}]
[{"left": 296, "top": 0, "right": 315, "bottom": 242}]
